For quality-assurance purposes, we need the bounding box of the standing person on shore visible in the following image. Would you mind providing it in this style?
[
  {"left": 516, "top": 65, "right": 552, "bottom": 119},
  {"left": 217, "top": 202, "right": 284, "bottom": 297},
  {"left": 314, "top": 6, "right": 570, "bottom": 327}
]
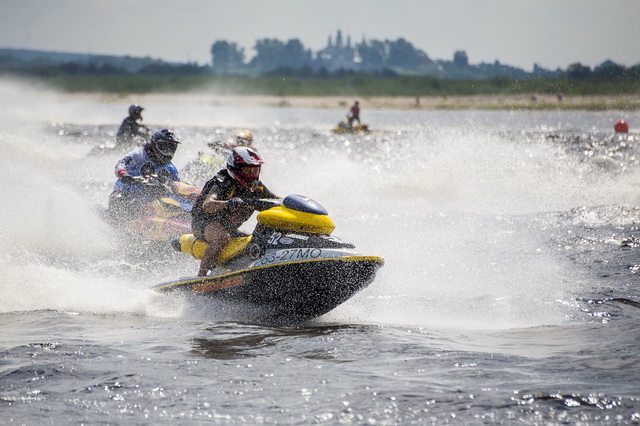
[
  {"left": 348, "top": 101, "right": 360, "bottom": 127},
  {"left": 116, "top": 104, "right": 150, "bottom": 148}
]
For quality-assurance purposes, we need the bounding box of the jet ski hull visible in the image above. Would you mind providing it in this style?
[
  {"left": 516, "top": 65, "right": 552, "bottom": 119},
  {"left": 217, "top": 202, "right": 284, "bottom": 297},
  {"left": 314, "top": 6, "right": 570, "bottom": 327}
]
[
  {"left": 332, "top": 123, "right": 371, "bottom": 134},
  {"left": 151, "top": 255, "right": 384, "bottom": 324}
]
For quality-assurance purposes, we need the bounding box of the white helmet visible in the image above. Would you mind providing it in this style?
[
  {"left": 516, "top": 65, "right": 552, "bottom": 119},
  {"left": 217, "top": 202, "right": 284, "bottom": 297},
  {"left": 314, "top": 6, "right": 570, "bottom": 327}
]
[
  {"left": 235, "top": 130, "right": 254, "bottom": 147},
  {"left": 226, "top": 147, "right": 264, "bottom": 188}
]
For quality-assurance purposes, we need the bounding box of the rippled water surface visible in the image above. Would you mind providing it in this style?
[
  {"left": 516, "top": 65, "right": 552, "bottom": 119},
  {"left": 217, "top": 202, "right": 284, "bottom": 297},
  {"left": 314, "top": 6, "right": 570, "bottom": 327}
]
[{"left": 2, "top": 82, "right": 640, "bottom": 423}]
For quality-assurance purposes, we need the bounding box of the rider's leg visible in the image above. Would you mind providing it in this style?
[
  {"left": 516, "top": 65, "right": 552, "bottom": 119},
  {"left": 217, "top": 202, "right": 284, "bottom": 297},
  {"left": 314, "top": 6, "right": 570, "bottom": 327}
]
[{"left": 198, "top": 222, "right": 231, "bottom": 276}]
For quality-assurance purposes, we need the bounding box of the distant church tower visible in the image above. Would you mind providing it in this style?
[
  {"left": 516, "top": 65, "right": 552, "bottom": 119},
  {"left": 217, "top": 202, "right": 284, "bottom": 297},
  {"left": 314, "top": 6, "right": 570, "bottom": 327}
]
[{"left": 315, "top": 29, "right": 358, "bottom": 71}]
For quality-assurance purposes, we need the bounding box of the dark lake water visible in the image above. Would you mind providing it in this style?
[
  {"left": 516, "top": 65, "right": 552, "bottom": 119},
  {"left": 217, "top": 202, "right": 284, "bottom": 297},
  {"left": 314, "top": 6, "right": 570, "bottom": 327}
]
[{"left": 2, "top": 83, "right": 640, "bottom": 423}]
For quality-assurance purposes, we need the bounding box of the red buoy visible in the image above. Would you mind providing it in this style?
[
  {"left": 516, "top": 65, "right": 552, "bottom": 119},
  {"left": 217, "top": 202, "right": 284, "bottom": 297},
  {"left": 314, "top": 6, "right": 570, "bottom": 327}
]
[{"left": 614, "top": 120, "right": 629, "bottom": 133}]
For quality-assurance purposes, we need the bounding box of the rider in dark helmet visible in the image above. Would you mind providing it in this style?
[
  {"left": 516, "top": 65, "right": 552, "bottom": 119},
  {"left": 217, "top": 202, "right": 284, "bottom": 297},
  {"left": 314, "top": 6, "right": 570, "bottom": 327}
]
[
  {"left": 108, "top": 129, "right": 181, "bottom": 219},
  {"left": 191, "top": 147, "right": 279, "bottom": 276},
  {"left": 116, "top": 104, "right": 150, "bottom": 148},
  {"left": 145, "top": 128, "right": 181, "bottom": 166}
]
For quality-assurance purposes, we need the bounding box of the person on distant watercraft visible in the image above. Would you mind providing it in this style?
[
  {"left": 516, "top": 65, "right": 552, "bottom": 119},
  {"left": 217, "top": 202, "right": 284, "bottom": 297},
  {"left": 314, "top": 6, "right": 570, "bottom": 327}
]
[
  {"left": 347, "top": 101, "right": 360, "bottom": 127},
  {"left": 614, "top": 120, "right": 629, "bottom": 133},
  {"left": 108, "top": 129, "right": 181, "bottom": 218},
  {"left": 116, "top": 104, "right": 150, "bottom": 148},
  {"left": 208, "top": 130, "right": 256, "bottom": 152},
  {"left": 191, "top": 147, "right": 279, "bottom": 276},
  {"left": 234, "top": 130, "right": 254, "bottom": 148}
]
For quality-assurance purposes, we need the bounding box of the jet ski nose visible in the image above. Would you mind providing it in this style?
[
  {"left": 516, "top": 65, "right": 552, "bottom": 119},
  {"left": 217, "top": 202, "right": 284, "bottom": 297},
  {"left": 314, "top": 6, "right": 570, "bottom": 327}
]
[{"left": 170, "top": 237, "right": 181, "bottom": 252}]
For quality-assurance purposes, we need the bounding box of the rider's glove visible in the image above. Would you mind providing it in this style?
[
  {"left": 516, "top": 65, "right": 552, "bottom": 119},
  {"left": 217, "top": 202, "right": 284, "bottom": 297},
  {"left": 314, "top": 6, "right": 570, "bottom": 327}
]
[
  {"left": 120, "top": 174, "right": 137, "bottom": 185},
  {"left": 225, "top": 197, "right": 244, "bottom": 209}
]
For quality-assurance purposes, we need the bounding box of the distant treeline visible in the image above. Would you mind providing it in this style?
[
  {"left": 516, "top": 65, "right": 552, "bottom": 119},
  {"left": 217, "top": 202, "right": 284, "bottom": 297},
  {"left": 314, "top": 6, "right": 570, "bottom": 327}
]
[
  {"left": 1, "top": 46, "right": 639, "bottom": 96},
  {"left": 4, "top": 72, "right": 639, "bottom": 97}
]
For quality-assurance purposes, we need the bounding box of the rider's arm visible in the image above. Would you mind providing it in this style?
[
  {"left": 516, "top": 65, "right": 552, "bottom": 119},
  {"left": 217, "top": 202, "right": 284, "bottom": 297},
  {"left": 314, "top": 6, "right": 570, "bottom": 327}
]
[
  {"left": 114, "top": 155, "right": 133, "bottom": 177},
  {"left": 114, "top": 148, "right": 145, "bottom": 178},
  {"left": 194, "top": 174, "right": 229, "bottom": 215},
  {"left": 201, "top": 198, "right": 228, "bottom": 214}
]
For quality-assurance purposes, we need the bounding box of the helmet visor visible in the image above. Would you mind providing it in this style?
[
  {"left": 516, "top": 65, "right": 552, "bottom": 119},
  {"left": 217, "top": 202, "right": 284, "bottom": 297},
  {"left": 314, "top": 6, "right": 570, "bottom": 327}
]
[
  {"left": 157, "top": 141, "right": 178, "bottom": 155},
  {"left": 239, "top": 166, "right": 260, "bottom": 181}
]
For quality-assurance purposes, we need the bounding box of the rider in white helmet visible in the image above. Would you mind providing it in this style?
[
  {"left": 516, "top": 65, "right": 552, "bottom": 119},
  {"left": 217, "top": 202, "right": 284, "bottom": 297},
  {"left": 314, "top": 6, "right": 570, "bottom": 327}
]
[
  {"left": 191, "top": 147, "right": 279, "bottom": 276},
  {"left": 234, "top": 130, "right": 254, "bottom": 147},
  {"left": 208, "top": 129, "right": 256, "bottom": 152}
]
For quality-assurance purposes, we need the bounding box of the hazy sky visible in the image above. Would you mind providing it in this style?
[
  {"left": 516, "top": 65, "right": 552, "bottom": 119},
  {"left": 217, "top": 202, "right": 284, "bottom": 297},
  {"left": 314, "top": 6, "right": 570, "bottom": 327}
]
[{"left": 1, "top": 0, "right": 638, "bottom": 71}]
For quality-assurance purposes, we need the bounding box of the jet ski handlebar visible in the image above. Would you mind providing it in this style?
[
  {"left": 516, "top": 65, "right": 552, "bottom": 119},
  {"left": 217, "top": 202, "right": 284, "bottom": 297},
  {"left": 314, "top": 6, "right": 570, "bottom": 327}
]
[
  {"left": 242, "top": 198, "right": 282, "bottom": 212},
  {"left": 120, "top": 166, "right": 184, "bottom": 199},
  {"left": 121, "top": 173, "right": 169, "bottom": 187},
  {"left": 122, "top": 163, "right": 173, "bottom": 186}
]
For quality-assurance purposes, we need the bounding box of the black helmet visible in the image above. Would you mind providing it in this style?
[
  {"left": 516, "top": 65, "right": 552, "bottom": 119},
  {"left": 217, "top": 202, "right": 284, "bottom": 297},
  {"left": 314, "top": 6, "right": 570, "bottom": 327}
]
[
  {"left": 146, "top": 129, "right": 180, "bottom": 164},
  {"left": 128, "top": 104, "right": 144, "bottom": 119}
]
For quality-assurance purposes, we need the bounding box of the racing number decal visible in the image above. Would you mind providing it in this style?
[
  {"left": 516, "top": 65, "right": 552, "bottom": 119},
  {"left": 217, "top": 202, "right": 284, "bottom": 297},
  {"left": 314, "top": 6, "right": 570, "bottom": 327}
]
[{"left": 267, "top": 231, "right": 283, "bottom": 245}]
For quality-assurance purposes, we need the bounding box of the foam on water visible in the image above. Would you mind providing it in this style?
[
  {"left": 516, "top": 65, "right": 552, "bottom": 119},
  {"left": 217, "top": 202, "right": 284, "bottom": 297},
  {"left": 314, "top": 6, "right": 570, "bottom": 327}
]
[
  {"left": 314, "top": 125, "right": 636, "bottom": 329},
  {"left": 0, "top": 81, "right": 148, "bottom": 315},
  {"left": 1, "top": 79, "right": 637, "bottom": 330}
]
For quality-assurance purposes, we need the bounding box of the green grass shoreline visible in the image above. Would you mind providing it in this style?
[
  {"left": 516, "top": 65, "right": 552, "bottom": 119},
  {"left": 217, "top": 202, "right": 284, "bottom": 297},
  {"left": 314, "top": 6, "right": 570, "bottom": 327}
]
[
  {"left": 5, "top": 74, "right": 640, "bottom": 110},
  {"left": 92, "top": 93, "right": 640, "bottom": 112}
]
